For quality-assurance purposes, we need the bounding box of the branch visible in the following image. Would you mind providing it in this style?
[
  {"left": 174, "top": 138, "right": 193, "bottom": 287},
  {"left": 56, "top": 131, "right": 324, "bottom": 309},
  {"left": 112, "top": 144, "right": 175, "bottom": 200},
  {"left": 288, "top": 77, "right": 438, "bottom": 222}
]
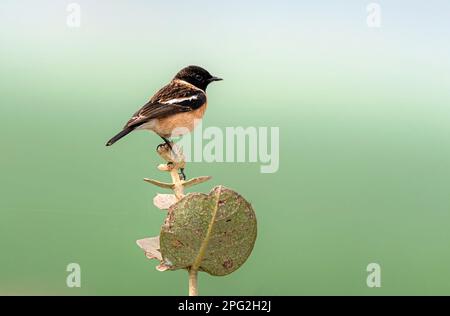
[{"left": 144, "top": 142, "right": 212, "bottom": 296}]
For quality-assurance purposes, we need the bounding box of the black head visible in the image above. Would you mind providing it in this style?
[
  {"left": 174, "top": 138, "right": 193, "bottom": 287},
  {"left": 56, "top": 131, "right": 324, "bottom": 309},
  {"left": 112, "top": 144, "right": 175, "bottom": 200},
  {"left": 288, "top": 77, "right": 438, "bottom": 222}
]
[{"left": 174, "top": 65, "right": 222, "bottom": 91}]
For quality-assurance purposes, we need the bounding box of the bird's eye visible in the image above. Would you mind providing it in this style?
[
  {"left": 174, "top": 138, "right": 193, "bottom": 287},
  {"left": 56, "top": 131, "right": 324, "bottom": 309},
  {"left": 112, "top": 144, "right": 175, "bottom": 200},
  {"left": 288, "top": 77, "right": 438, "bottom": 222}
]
[{"left": 195, "top": 75, "right": 203, "bottom": 81}]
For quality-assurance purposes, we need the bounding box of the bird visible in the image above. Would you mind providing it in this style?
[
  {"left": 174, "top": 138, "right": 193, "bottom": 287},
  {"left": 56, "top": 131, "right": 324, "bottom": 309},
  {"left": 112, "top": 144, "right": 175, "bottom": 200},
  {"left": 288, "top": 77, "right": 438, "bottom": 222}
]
[
  {"left": 106, "top": 65, "right": 222, "bottom": 179},
  {"left": 106, "top": 66, "right": 222, "bottom": 147}
]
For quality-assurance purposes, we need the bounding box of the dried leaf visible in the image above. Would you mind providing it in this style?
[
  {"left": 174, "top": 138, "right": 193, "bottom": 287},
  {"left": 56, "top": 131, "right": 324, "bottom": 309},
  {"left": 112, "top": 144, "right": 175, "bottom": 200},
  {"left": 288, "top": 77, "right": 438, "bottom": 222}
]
[
  {"left": 160, "top": 186, "right": 257, "bottom": 276},
  {"left": 136, "top": 236, "right": 171, "bottom": 272},
  {"left": 182, "top": 176, "right": 212, "bottom": 188},
  {"left": 153, "top": 194, "right": 178, "bottom": 210},
  {"left": 136, "top": 236, "right": 162, "bottom": 260},
  {"left": 143, "top": 178, "right": 174, "bottom": 189}
]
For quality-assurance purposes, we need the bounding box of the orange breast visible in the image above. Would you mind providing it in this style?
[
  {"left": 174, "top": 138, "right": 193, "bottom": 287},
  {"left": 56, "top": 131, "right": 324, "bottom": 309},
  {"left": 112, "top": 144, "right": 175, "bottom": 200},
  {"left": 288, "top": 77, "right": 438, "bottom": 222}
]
[{"left": 153, "top": 102, "right": 207, "bottom": 137}]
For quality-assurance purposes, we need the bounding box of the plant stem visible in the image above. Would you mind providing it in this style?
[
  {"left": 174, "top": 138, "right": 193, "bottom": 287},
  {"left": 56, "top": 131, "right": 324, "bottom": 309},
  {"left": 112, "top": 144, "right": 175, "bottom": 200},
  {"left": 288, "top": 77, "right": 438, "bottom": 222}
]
[
  {"left": 188, "top": 268, "right": 198, "bottom": 296},
  {"left": 170, "top": 167, "right": 184, "bottom": 200},
  {"left": 154, "top": 143, "right": 209, "bottom": 296}
]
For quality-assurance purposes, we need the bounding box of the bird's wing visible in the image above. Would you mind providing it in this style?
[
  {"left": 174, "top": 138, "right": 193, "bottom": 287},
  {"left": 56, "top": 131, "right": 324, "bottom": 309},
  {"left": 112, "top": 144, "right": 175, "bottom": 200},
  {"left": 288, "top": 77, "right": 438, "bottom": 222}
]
[{"left": 125, "top": 81, "right": 206, "bottom": 128}]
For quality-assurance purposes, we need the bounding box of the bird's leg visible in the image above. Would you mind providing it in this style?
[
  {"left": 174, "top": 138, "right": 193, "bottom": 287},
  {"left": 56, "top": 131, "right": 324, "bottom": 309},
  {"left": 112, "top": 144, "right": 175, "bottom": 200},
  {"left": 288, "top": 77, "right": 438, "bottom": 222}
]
[
  {"left": 178, "top": 168, "right": 186, "bottom": 181},
  {"left": 159, "top": 137, "right": 187, "bottom": 178},
  {"left": 160, "top": 136, "right": 173, "bottom": 151}
]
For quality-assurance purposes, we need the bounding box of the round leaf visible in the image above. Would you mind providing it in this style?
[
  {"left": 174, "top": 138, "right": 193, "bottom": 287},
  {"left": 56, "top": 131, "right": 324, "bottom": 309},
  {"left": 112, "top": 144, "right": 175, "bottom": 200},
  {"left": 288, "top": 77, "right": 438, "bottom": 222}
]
[{"left": 160, "top": 186, "right": 257, "bottom": 276}]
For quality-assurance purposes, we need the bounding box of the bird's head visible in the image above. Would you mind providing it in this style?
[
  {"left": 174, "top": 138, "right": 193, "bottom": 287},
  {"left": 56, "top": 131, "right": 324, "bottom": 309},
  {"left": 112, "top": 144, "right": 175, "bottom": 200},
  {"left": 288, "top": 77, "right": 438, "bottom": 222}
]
[{"left": 174, "top": 65, "right": 222, "bottom": 91}]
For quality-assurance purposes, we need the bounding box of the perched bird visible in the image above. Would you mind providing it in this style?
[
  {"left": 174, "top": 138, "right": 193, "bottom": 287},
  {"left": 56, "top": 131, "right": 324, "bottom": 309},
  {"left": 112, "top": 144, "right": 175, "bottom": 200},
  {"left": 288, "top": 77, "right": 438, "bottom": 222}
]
[{"left": 106, "top": 65, "right": 222, "bottom": 148}]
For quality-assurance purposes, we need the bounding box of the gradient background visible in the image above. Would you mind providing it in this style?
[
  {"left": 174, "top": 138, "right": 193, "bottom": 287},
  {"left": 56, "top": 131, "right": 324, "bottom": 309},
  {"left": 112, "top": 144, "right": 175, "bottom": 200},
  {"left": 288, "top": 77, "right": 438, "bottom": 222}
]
[{"left": 1, "top": 0, "right": 450, "bottom": 295}]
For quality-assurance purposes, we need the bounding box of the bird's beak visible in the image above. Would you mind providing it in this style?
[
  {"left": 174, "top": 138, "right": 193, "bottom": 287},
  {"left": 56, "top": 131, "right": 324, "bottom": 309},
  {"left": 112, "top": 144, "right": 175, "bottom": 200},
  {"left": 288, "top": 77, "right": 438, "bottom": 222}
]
[{"left": 209, "top": 76, "right": 223, "bottom": 82}]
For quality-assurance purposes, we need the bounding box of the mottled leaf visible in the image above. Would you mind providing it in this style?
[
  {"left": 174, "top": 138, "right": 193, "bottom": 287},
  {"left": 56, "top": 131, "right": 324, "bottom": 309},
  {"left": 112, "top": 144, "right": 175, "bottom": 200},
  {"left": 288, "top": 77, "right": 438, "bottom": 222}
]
[{"left": 160, "top": 186, "right": 257, "bottom": 276}]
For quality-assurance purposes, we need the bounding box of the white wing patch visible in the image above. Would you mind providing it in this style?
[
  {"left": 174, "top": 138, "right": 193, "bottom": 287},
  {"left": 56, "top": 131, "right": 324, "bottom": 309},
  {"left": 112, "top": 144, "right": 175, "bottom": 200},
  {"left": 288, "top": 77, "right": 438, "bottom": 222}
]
[{"left": 162, "top": 95, "right": 198, "bottom": 105}]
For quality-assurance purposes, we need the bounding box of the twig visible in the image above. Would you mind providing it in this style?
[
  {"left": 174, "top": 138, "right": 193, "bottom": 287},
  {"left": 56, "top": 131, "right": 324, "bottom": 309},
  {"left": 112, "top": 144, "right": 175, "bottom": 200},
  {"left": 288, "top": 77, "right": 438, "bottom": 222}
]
[
  {"left": 145, "top": 142, "right": 212, "bottom": 296},
  {"left": 146, "top": 143, "right": 186, "bottom": 200},
  {"left": 144, "top": 176, "right": 212, "bottom": 191}
]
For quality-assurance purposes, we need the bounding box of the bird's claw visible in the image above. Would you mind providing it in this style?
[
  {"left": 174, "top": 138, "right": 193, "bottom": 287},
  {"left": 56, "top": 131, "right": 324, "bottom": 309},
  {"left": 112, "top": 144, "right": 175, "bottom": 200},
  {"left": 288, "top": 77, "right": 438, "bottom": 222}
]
[{"left": 156, "top": 143, "right": 166, "bottom": 151}]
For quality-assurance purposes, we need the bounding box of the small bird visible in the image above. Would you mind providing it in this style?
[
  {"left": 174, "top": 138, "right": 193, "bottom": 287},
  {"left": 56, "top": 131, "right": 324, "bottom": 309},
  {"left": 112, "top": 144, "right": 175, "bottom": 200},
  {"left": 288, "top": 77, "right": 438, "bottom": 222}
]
[
  {"left": 106, "top": 66, "right": 222, "bottom": 149},
  {"left": 106, "top": 66, "right": 222, "bottom": 179}
]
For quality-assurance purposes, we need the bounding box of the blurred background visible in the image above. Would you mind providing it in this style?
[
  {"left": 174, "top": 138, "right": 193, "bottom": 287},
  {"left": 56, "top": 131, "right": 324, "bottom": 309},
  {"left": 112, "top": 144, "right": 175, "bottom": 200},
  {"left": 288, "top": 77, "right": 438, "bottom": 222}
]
[{"left": 1, "top": 0, "right": 450, "bottom": 295}]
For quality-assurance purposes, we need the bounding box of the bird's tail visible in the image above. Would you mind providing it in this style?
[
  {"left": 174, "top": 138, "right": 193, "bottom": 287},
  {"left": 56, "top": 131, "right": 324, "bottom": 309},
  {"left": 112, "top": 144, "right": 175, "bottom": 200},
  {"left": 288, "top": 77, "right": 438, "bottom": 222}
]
[{"left": 106, "top": 127, "right": 134, "bottom": 146}]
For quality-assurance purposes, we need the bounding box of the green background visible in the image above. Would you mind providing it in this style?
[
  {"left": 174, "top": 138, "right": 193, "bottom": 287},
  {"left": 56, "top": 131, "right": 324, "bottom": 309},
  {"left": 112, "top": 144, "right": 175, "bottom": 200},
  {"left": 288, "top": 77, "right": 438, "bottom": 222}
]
[{"left": 1, "top": 1, "right": 450, "bottom": 295}]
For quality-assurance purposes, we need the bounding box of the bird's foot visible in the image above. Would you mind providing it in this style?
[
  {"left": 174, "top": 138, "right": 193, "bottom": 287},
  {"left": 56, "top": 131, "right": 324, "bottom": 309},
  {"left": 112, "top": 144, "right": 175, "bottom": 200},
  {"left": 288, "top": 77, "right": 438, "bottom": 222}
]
[
  {"left": 158, "top": 141, "right": 180, "bottom": 162},
  {"left": 157, "top": 142, "right": 177, "bottom": 158},
  {"left": 156, "top": 143, "right": 166, "bottom": 152},
  {"left": 160, "top": 137, "right": 174, "bottom": 152},
  {"left": 156, "top": 140, "right": 186, "bottom": 180}
]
